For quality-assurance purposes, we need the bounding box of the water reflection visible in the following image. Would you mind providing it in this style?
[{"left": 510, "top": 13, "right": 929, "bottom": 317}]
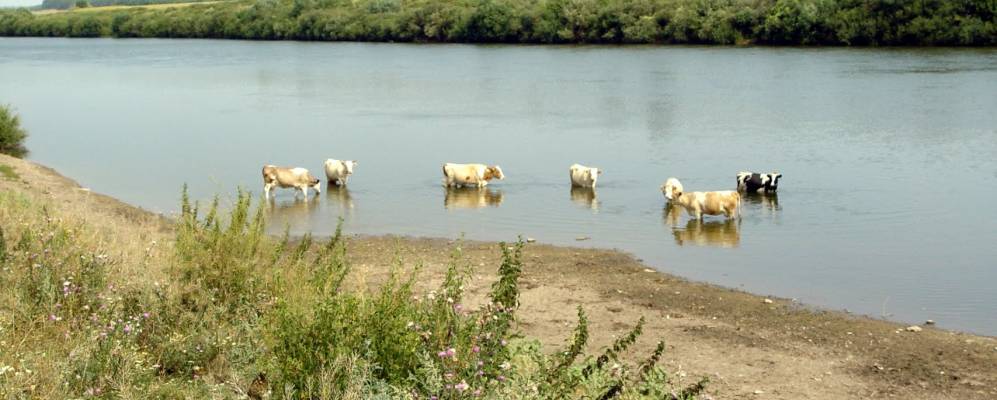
[
  {"left": 444, "top": 187, "right": 504, "bottom": 209},
  {"left": 742, "top": 193, "right": 780, "bottom": 220},
  {"left": 663, "top": 204, "right": 741, "bottom": 248},
  {"left": 569, "top": 187, "right": 599, "bottom": 210},
  {"left": 268, "top": 196, "right": 320, "bottom": 228},
  {"left": 325, "top": 185, "right": 354, "bottom": 212}
]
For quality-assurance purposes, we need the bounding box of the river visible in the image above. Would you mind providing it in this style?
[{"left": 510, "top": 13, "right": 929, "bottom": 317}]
[{"left": 2, "top": 38, "right": 995, "bottom": 334}]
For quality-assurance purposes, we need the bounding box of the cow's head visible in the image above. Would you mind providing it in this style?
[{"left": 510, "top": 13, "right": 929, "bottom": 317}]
[
  {"left": 587, "top": 167, "right": 601, "bottom": 185},
  {"left": 766, "top": 173, "right": 782, "bottom": 190},
  {"left": 736, "top": 171, "right": 751, "bottom": 183},
  {"left": 345, "top": 160, "right": 357, "bottom": 174},
  {"left": 662, "top": 178, "right": 683, "bottom": 201},
  {"left": 486, "top": 166, "right": 505, "bottom": 180}
]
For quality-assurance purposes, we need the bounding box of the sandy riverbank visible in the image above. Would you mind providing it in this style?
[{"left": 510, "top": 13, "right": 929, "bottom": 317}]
[{"left": 1, "top": 153, "right": 994, "bottom": 399}]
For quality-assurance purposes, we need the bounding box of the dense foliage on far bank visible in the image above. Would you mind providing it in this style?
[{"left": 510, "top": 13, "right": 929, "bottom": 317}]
[
  {"left": 0, "top": 105, "right": 28, "bottom": 158},
  {"left": 1, "top": 0, "right": 994, "bottom": 46}
]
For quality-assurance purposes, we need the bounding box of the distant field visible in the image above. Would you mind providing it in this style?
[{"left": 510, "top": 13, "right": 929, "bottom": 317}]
[{"left": 32, "top": 1, "right": 223, "bottom": 14}]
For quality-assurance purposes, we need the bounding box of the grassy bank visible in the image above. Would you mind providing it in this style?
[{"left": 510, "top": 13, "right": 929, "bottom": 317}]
[
  {"left": 1, "top": 0, "right": 995, "bottom": 45},
  {"left": 0, "top": 184, "right": 706, "bottom": 398}
]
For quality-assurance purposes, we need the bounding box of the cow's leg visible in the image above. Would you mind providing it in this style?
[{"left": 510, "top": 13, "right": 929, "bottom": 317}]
[{"left": 264, "top": 183, "right": 273, "bottom": 199}]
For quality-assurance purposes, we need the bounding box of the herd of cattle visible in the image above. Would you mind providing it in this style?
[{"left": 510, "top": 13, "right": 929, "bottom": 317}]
[{"left": 262, "top": 160, "right": 781, "bottom": 220}]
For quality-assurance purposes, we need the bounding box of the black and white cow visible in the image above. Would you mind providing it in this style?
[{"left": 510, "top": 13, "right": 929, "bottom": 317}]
[{"left": 736, "top": 171, "right": 782, "bottom": 193}]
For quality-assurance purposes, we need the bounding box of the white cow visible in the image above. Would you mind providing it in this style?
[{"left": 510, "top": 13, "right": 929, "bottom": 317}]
[
  {"left": 262, "top": 165, "right": 321, "bottom": 198},
  {"left": 324, "top": 159, "right": 358, "bottom": 186},
  {"left": 442, "top": 163, "right": 504, "bottom": 188},
  {"left": 569, "top": 163, "right": 601, "bottom": 188}
]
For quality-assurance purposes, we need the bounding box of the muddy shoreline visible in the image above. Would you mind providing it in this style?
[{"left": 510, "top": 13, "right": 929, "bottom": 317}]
[{"left": 2, "top": 153, "right": 995, "bottom": 399}]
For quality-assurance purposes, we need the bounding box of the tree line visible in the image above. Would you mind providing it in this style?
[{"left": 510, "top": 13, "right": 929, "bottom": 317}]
[{"left": 1, "top": 0, "right": 994, "bottom": 45}]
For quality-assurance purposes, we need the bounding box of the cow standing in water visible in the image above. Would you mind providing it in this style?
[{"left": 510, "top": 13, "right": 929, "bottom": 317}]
[
  {"left": 661, "top": 177, "right": 741, "bottom": 220},
  {"left": 442, "top": 163, "right": 505, "bottom": 188},
  {"left": 324, "top": 159, "right": 358, "bottom": 186},
  {"left": 737, "top": 171, "right": 782, "bottom": 193},
  {"left": 262, "top": 165, "right": 321, "bottom": 198},
  {"left": 569, "top": 164, "right": 602, "bottom": 188}
]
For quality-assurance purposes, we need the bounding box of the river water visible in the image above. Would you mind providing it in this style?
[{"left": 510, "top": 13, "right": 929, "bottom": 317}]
[{"left": 2, "top": 38, "right": 995, "bottom": 334}]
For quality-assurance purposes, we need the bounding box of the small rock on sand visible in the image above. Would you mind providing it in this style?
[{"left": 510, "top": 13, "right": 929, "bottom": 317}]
[
  {"left": 763, "top": 298, "right": 774, "bottom": 304},
  {"left": 906, "top": 326, "right": 923, "bottom": 332},
  {"left": 643, "top": 268, "right": 655, "bottom": 273},
  {"left": 925, "top": 320, "right": 935, "bottom": 325},
  {"left": 526, "top": 237, "right": 536, "bottom": 243}
]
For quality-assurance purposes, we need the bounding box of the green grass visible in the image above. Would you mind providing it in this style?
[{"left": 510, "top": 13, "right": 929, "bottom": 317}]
[
  {"left": 0, "top": 164, "right": 17, "bottom": 180},
  {"left": 0, "top": 187, "right": 708, "bottom": 399}
]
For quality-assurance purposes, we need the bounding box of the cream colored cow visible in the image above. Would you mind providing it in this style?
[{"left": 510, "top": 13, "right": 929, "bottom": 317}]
[
  {"left": 661, "top": 177, "right": 740, "bottom": 220},
  {"left": 262, "top": 165, "right": 321, "bottom": 198},
  {"left": 442, "top": 163, "right": 504, "bottom": 188},
  {"left": 324, "top": 159, "right": 357, "bottom": 186},
  {"left": 569, "top": 163, "right": 601, "bottom": 188}
]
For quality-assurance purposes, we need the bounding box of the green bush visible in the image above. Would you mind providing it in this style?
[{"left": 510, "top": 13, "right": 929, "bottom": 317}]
[
  {"left": 0, "top": 188, "right": 707, "bottom": 398},
  {"left": 0, "top": 105, "right": 28, "bottom": 158}
]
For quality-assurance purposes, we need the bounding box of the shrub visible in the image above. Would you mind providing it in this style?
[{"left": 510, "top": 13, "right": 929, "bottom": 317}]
[
  {"left": 1, "top": 187, "right": 709, "bottom": 398},
  {"left": 0, "top": 105, "right": 28, "bottom": 158}
]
